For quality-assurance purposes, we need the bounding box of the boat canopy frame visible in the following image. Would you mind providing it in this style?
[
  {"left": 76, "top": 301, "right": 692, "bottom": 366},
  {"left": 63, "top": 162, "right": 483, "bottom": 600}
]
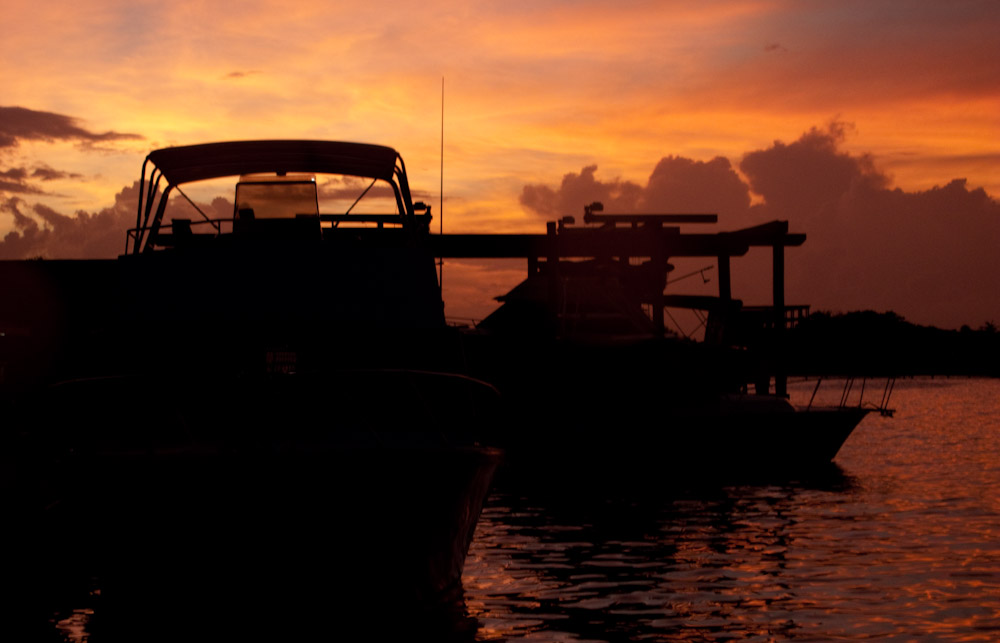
[{"left": 130, "top": 140, "right": 418, "bottom": 254}]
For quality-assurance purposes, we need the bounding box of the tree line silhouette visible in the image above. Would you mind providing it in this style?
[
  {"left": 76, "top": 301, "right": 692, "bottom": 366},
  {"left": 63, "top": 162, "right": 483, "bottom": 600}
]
[{"left": 784, "top": 310, "right": 1000, "bottom": 377}]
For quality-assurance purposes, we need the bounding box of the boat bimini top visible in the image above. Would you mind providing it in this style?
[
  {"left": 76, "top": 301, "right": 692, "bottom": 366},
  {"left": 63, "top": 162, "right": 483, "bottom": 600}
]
[{"left": 129, "top": 140, "right": 428, "bottom": 254}]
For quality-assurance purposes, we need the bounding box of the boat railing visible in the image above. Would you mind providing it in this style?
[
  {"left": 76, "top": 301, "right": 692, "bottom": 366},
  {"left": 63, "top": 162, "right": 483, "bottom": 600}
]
[
  {"left": 126, "top": 210, "right": 434, "bottom": 253},
  {"left": 661, "top": 298, "right": 810, "bottom": 345},
  {"left": 126, "top": 217, "right": 233, "bottom": 252},
  {"left": 738, "top": 305, "right": 811, "bottom": 331},
  {"left": 319, "top": 211, "right": 432, "bottom": 230},
  {"left": 805, "top": 376, "right": 896, "bottom": 417}
]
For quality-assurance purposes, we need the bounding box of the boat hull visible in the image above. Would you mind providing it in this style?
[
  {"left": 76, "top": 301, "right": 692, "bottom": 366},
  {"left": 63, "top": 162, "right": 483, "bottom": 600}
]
[
  {"left": 5, "top": 371, "right": 502, "bottom": 633},
  {"left": 490, "top": 399, "right": 869, "bottom": 479},
  {"left": 95, "top": 446, "right": 498, "bottom": 624},
  {"left": 462, "top": 333, "right": 870, "bottom": 478}
]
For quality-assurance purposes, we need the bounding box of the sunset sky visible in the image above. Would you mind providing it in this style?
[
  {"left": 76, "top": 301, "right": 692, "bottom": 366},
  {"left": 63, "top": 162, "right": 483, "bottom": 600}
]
[{"left": 2, "top": 0, "right": 998, "bottom": 328}]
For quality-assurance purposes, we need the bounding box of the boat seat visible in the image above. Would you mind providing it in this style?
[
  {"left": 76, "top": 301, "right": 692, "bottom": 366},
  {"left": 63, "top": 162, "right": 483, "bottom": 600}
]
[
  {"left": 233, "top": 208, "right": 320, "bottom": 241},
  {"left": 233, "top": 208, "right": 255, "bottom": 235}
]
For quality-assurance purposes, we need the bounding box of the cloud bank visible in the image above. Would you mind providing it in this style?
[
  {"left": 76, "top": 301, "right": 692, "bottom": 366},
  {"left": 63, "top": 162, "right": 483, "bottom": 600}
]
[
  {"left": 0, "top": 184, "right": 234, "bottom": 260},
  {"left": 520, "top": 123, "right": 1000, "bottom": 328},
  {"left": 0, "top": 185, "right": 137, "bottom": 259},
  {"left": 520, "top": 155, "right": 751, "bottom": 220}
]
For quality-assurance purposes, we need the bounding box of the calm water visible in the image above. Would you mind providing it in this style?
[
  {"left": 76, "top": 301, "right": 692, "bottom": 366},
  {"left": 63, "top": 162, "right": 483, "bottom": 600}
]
[
  {"left": 28, "top": 377, "right": 1000, "bottom": 640},
  {"left": 464, "top": 377, "right": 1000, "bottom": 641}
]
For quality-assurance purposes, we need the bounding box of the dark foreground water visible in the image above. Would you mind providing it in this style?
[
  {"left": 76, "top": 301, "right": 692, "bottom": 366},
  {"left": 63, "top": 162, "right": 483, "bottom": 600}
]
[
  {"left": 23, "top": 377, "right": 1000, "bottom": 641},
  {"left": 465, "top": 377, "right": 1000, "bottom": 641}
]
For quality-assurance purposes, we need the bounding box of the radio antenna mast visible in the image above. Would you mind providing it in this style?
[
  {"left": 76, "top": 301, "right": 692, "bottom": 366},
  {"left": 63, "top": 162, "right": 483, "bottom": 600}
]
[{"left": 438, "top": 77, "right": 445, "bottom": 289}]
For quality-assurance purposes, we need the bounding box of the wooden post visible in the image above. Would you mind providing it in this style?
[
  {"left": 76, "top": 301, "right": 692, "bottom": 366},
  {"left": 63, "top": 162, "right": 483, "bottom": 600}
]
[
  {"left": 717, "top": 255, "right": 731, "bottom": 300},
  {"left": 650, "top": 222, "right": 666, "bottom": 336},
  {"left": 772, "top": 243, "right": 787, "bottom": 397},
  {"left": 546, "top": 221, "right": 560, "bottom": 326}
]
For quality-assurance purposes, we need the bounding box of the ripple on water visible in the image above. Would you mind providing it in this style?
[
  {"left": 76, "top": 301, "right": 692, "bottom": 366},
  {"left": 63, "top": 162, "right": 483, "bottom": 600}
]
[{"left": 465, "top": 378, "right": 1000, "bottom": 642}]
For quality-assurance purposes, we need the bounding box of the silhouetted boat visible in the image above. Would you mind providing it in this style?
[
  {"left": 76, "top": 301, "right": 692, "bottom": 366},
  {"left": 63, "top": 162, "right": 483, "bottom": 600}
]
[
  {"left": 1, "top": 141, "right": 502, "bottom": 630},
  {"left": 428, "top": 204, "right": 890, "bottom": 476}
]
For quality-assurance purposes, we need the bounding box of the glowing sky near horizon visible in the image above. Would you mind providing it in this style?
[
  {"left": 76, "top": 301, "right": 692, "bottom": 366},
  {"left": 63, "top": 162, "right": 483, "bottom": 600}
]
[{"left": 2, "top": 0, "right": 998, "bottom": 327}]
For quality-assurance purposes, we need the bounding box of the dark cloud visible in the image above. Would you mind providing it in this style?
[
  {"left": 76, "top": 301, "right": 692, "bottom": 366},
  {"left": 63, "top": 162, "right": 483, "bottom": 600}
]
[
  {"left": 780, "top": 175, "right": 1000, "bottom": 330},
  {"left": 733, "top": 124, "right": 999, "bottom": 327},
  {"left": 0, "top": 168, "right": 29, "bottom": 181},
  {"left": 0, "top": 106, "right": 142, "bottom": 150},
  {"left": 0, "top": 107, "right": 141, "bottom": 202},
  {"left": 32, "top": 166, "right": 83, "bottom": 181},
  {"left": 0, "top": 168, "right": 46, "bottom": 195},
  {"left": 223, "top": 70, "right": 261, "bottom": 79},
  {"left": 518, "top": 123, "right": 1000, "bottom": 328},
  {"left": 740, "top": 123, "right": 888, "bottom": 220},
  {"left": 1, "top": 185, "right": 135, "bottom": 259},
  {"left": 642, "top": 156, "right": 751, "bottom": 218},
  {"left": 520, "top": 156, "right": 750, "bottom": 220},
  {"left": 520, "top": 165, "right": 643, "bottom": 217},
  {"left": 0, "top": 165, "right": 83, "bottom": 195}
]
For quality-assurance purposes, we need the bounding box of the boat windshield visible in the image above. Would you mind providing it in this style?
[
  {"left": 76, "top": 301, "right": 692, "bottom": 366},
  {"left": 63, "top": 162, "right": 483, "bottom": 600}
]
[{"left": 235, "top": 174, "right": 319, "bottom": 219}]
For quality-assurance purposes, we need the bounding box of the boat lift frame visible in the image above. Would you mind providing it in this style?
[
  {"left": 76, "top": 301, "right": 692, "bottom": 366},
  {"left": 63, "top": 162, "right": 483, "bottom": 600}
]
[{"left": 427, "top": 203, "right": 806, "bottom": 396}]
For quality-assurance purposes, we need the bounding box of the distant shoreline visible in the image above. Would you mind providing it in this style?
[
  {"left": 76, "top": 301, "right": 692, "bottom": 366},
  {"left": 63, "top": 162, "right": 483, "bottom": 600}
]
[{"left": 783, "top": 310, "right": 1000, "bottom": 378}]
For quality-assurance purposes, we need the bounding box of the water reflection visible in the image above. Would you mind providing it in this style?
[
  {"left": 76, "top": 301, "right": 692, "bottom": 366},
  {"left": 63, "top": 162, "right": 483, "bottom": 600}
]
[
  {"left": 468, "top": 469, "right": 858, "bottom": 641},
  {"left": 16, "top": 577, "right": 482, "bottom": 643},
  {"left": 465, "top": 378, "right": 1000, "bottom": 641}
]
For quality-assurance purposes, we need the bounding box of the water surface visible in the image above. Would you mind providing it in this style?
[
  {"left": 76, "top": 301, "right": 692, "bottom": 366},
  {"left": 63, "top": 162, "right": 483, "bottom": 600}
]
[{"left": 464, "top": 377, "right": 1000, "bottom": 641}]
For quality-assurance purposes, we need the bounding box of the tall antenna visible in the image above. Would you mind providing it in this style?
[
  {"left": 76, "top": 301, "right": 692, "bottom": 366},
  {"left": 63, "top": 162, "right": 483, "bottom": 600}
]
[{"left": 438, "top": 76, "right": 444, "bottom": 291}]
